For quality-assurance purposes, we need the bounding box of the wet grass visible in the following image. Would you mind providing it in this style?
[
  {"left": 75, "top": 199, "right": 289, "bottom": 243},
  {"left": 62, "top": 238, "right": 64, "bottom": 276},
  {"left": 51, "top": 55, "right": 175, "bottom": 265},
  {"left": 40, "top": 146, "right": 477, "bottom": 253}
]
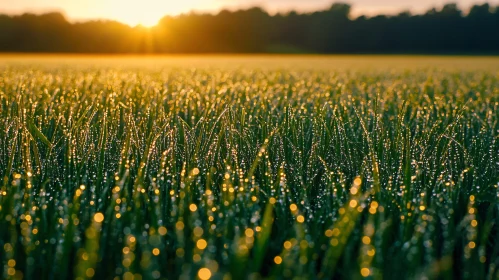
[{"left": 0, "top": 56, "right": 499, "bottom": 279}]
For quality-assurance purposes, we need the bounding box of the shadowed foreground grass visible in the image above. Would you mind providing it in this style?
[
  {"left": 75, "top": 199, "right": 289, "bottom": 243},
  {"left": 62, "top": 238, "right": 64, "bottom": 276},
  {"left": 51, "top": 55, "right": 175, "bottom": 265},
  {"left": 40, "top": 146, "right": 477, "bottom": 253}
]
[{"left": 0, "top": 56, "right": 499, "bottom": 279}]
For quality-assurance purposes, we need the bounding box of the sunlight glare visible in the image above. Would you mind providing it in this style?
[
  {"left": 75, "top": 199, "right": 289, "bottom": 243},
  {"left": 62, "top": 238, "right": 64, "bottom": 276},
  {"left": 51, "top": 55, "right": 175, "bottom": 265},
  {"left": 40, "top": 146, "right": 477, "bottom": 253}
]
[{"left": 105, "top": 0, "right": 205, "bottom": 27}]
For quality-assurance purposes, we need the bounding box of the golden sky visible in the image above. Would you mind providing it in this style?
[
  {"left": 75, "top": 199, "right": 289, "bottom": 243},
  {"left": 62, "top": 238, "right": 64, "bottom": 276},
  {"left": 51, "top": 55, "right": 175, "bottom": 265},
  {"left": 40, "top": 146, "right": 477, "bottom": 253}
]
[{"left": 0, "top": 0, "right": 497, "bottom": 27}]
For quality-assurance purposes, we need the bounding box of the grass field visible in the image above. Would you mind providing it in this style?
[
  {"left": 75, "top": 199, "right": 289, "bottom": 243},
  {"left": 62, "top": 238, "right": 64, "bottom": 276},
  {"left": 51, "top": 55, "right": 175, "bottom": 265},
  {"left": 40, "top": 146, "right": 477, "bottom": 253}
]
[{"left": 1, "top": 55, "right": 499, "bottom": 280}]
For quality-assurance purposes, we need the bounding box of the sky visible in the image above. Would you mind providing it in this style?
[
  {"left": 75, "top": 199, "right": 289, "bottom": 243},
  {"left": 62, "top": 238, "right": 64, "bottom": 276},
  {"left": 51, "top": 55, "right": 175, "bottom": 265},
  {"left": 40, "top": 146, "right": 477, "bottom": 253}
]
[{"left": 0, "top": 0, "right": 497, "bottom": 27}]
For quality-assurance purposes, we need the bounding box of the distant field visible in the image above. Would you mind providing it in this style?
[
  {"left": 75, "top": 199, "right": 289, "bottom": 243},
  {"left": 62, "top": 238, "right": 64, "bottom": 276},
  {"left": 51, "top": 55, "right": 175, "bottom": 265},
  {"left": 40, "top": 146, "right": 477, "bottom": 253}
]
[
  {"left": 0, "top": 56, "right": 498, "bottom": 279},
  {"left": 2, "top": 54, "right": 499, "bottom": 70}
]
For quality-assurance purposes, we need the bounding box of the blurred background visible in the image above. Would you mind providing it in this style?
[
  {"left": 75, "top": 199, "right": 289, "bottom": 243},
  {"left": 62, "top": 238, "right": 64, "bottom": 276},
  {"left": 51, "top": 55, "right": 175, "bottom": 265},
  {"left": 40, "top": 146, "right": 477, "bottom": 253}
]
[{"left": 0, "top": 0, "right": 498, "bottom": 54}]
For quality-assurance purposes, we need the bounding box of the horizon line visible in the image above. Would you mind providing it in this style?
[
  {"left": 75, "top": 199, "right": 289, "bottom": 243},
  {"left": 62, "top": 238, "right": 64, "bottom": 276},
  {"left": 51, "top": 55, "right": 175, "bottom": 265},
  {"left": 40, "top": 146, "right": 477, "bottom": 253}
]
[{"left": 0, "top": 2, "right": 495, "bottom": 28}]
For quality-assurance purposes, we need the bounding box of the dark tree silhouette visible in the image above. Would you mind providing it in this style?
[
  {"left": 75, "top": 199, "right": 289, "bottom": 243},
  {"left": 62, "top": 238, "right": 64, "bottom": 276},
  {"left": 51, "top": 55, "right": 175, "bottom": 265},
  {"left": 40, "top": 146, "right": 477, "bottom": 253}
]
[{"left": 0, "top": 2, "right": 498, "bottom": 54}]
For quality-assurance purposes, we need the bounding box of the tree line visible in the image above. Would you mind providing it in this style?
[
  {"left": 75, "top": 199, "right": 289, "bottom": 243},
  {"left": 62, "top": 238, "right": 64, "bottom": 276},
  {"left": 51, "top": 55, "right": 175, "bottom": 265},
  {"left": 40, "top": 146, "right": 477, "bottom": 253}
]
[{"left": 0, "top": 2, "right": 498, "bottom": 54}]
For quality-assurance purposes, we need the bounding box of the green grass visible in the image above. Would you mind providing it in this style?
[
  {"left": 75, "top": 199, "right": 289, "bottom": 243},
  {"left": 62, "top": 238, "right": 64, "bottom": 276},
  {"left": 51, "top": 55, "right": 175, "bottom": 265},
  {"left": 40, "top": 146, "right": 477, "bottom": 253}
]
[{"left": 0, "top": 55, "right": 499, "bottom": 280}]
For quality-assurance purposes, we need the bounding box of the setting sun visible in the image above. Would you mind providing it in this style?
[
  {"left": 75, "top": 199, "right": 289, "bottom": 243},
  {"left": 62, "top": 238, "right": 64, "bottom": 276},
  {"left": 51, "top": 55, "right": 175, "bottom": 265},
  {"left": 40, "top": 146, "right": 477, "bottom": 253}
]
[
  {"left": 101, "top": 0, "right": 207, "bottom": 27},
  {"left": 118, "top": 10, "right": 160, "bottom": 28}
]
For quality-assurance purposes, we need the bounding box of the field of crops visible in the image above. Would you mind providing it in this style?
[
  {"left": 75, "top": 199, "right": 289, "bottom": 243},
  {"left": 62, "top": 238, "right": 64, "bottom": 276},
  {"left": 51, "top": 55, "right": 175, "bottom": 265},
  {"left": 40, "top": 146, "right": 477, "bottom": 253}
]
[{"left": 1, "top": 55, "right": 499, "bottom": 280}]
